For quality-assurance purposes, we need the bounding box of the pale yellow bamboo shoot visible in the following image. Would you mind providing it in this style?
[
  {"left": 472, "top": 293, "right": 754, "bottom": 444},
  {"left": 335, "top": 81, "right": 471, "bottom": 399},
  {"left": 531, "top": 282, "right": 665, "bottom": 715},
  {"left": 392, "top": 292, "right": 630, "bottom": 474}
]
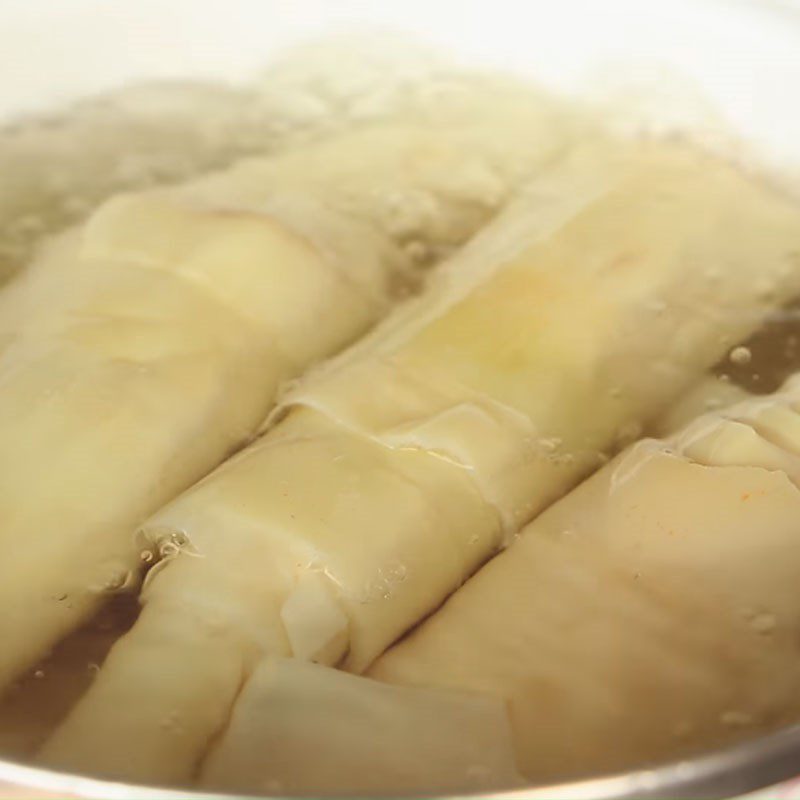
[
  {"left": 40, "top": 144, "right": 800, "bottom": 786},
  {"left": 0, "top": 113, "right": 565, "bottom": 693},
  {"left": 372, "top": 379, "right": 800, "bottom": 780},
  {"left": 200, "top": 658, "right": 523, "bottom": 795}
]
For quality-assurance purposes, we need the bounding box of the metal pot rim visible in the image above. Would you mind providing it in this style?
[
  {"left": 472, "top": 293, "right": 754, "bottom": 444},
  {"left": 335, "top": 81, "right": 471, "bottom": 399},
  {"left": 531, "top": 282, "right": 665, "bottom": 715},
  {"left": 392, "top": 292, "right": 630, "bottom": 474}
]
[{"left": 2, "top": 721, "right": 800, "bottom": 799}]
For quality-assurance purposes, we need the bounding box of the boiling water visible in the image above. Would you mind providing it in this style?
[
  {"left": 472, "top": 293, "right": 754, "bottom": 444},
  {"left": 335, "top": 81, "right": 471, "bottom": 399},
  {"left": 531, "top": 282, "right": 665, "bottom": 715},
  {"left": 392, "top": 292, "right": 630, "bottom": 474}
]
[{"left": 0, "top": 595, "right": 138, "bottom": 759}]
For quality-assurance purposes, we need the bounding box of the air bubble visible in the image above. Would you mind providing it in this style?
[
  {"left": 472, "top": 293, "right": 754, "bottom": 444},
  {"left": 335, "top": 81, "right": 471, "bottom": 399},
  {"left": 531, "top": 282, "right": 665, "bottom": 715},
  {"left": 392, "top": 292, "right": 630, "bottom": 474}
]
[
  {"left": 729, "top": 346, "right": 752, "bottom": 366},
  {"left": 151, "top": 528, "right": 194, "bottom": 560},
  {"left": 170, "top": 531, "right": 188, "bottom": 547},
  {"left": 33, "top": 670, "right": 45, "bottom": 679}
]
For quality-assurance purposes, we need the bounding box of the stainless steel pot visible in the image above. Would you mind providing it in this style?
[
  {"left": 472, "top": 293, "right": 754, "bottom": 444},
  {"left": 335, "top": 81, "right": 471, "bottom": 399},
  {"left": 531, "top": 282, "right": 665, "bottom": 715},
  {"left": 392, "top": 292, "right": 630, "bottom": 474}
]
[
  {"left": 1, "top": 0, "right": 799, "bottom": 796},
  {"left": 3, "top": 722, "right": 800, "bottom": 799}
]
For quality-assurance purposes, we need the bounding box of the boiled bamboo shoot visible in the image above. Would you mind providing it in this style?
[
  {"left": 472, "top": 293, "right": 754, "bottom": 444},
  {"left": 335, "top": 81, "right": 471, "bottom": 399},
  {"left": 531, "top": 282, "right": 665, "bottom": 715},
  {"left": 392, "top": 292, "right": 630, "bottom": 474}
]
[
  {"left": 200, "top": 658, "right": 522, "bottom": 794},
  {"left": 371, "top": 377, "right": 800, "bottom": 779},
  {"left": 0, "top": 115, "right": 565, "bottom": 693},
  {"left": 40, "top": 143, "right": 800, "bottom": 785}
]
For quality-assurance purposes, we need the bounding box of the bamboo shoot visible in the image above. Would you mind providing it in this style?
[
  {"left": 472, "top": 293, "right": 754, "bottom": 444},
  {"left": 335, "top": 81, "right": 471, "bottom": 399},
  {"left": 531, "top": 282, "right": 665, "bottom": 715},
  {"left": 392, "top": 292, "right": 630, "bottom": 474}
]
[
  {"left": 0, "top": 115, "right": 565, "bottom": 693},
  {"left": 199, "top": 658, "right": 522, "bottom": 794},
  {"left": 39, "top": 144, "right": 800, "bottom": 785},
  {"left": 371, "top": 378, "right": 800, "bottom": 780}
]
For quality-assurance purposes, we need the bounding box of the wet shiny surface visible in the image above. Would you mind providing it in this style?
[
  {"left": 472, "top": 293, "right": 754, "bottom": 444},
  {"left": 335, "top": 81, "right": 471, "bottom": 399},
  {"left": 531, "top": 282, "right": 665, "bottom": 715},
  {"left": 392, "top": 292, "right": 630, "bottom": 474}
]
[{"left": 2, "top": 0, "right": 800, "bottom": 797}]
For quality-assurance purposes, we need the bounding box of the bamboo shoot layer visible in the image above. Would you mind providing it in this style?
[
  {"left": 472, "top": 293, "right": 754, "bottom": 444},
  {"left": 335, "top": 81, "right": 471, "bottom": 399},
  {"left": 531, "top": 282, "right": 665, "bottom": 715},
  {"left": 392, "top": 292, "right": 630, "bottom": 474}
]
[
  {"left": 199, "top": 658, "right": 523, "bottom": 795},
  {"left": 40, "top": 144, "right": 800, "bottom": 785},
  {"left": 372, "top": 378, "right": 800, "bottom": 780}
]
